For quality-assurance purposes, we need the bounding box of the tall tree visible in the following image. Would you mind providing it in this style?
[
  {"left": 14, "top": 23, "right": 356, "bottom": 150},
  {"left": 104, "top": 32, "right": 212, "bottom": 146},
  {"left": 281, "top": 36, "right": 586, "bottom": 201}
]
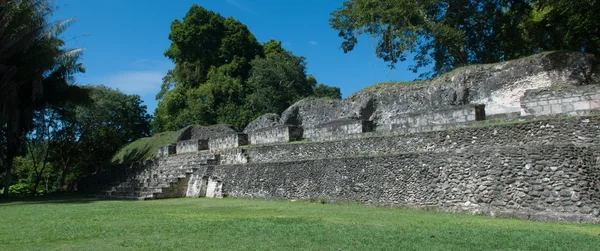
[
  {"left": 154, "top": 4, "right": 262, "bottom": 132},
  {"left": 329, "top": 0, "right": 595, "bottom": 79},
  {"left": 245, "top": 50, "right": 316, "bottom": 116},
  {"left": 0, "top": 0, "right": 90, "bottom": 195},
  {"left": 70, "top": 86, "right": 151, "bottom": 188},
  {"left": 154, "top": 5, "right": 343, "bottom": 133}
]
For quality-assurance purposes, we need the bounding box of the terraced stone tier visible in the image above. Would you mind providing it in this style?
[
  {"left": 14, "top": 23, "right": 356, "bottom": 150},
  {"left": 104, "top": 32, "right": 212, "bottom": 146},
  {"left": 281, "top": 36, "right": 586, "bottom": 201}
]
[
  {"left": 246, "top": 116, "right": 600, "bottom": 164},
  {"left": 208, "top": 143, "right": 600, "bottom": 223},
  {"left": 91, "top": 153, "right": 220, "bottom": 200}
]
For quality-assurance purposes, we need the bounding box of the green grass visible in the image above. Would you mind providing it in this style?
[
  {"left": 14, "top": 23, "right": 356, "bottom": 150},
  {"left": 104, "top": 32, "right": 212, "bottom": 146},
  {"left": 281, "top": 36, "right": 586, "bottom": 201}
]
[
  {"left": 111, "top": 128, "right": 185, "bottom": 164},
  {"left": 1, "top": 196, "right": 599, "bottom": 250}
]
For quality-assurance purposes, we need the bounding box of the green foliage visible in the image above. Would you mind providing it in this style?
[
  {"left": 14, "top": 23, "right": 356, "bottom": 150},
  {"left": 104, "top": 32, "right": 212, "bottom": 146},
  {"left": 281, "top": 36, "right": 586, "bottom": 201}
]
[
  {"left": 1, "top": 198, "right": 599, "bottom": 250},
  {"left": 1, "top": 183, "right": 43, "bottom": 196},
  {"left": 0, "top": 0, "right": 91, "bottom": 195},
  {"left": 7, "top": 85, "right": 153, "bottom": 193},
  {"left": 246, "top": 51, "right": 316, "bottom": 116},
  {"left": 163, "top": 5, "right": 261, "bottom": 88},
  {"left": 153, "top": 5, "right": 341, "bottom": 133},
  {"left": 69, "top": 85, "right": 152, "bottom": 177},
  {"left": 329, "top": 0, "right": 599, "bottom": 79},
  {"left": 111, "top": 128, "right": 185, "bottom": 164},
  {"left": 313, "top": 83, "right": 342, "bottom": 99}
]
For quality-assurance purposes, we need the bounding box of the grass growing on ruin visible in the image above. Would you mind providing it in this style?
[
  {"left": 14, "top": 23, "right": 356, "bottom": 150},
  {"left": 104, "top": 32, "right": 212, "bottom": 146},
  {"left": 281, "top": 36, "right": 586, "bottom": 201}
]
[
  {"left": 111, "top": 128, "right": 185, "bottom": 164},
  {"left": 1, "top": 196, "right": 599, "bottom": 250}
]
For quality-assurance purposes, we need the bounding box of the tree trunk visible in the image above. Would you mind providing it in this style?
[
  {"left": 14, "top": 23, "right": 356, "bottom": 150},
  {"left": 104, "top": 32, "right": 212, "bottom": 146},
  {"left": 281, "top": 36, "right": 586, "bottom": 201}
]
[
  {"left": 32, "top": 176, "right": 40, "bottom": 195},
  {"left": 59, "top": 165, "right": 69, "bottom": 192}
]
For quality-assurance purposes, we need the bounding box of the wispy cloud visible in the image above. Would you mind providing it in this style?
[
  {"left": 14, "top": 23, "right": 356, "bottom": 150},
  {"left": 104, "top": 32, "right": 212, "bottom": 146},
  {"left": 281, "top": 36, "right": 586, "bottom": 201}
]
[
  {"left": 308, "top": 41, "right": 318, "bottom": 45},
  {"left": 104, "top": 71, "right": 165, "bottom": 96},
  {"left": 98, "top": 59, "right": 173, "bottom": 96},
  {"left": 224, "top": 0, "right": 259, "bottom": 16}
]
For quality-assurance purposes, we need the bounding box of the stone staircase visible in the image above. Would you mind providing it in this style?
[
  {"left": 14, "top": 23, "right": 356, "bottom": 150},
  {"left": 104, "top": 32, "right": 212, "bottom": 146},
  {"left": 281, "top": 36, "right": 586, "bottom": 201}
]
[{"left": 95, "top": 153, "right": 220, "bottom": 200}]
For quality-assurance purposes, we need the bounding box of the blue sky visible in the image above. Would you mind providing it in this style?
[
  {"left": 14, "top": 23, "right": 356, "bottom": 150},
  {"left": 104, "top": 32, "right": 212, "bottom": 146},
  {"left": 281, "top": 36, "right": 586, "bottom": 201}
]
[{"left": 52, "top": 0, "right": 423, "bottom": 114}]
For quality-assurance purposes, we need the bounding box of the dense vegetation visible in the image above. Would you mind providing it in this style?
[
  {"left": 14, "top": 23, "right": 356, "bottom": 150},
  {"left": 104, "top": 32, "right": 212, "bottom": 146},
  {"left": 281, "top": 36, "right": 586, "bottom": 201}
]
[
  {"left": 152, "top": 5, "right": 342, "bottom": 133},
  {"left": 1, "top": 197, "right": 599, "bottom": 250},
  {"left": 0, "top": 1, "right": 152, "bottom": 195},
  {"left": 2, "top": 0, "right": 599, "bottom": 197},
  {"left": 330, "top": 0, "right": 600, "bottom": 79}
]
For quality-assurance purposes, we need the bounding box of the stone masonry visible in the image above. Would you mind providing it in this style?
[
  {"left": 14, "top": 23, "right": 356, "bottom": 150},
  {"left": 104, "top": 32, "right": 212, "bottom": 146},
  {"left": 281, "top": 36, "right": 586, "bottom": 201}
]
[{"left": 81, "top": 52, "right": 600, "bottom": 223}]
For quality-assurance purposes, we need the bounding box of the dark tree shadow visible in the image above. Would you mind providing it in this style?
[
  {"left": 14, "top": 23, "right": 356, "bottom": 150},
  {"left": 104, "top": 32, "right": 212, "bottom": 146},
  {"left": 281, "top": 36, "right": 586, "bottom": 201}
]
[{"left": 0, "top": 192, "right": 103, "bottom": 205}]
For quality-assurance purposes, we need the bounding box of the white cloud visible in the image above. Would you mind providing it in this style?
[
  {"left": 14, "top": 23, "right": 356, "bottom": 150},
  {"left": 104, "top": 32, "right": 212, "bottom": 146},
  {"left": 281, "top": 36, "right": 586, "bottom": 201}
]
[
  {"left": 308, "top": 41, "right": 318, "bottom": 45},
  {"left": 224, "top": 0, "right": 259, "bottom": 15},
  {"left": 104, "top": 71, "right": 165, "bottom": 96}
]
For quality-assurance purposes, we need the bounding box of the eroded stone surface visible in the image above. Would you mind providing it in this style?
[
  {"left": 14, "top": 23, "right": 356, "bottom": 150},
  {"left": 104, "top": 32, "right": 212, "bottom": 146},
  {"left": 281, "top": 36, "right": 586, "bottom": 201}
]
[
  {"left": 244, "top": 113, "right": 280, "bottom": 133},
  {"left": 178, "top": 124, "right": 236, "bottom": 141},
  {"left": 212, "top": 144, "right": 600, "bottom": 224},
  {"left": 280, "top": 52, "right": 598, "bottom": 129}
]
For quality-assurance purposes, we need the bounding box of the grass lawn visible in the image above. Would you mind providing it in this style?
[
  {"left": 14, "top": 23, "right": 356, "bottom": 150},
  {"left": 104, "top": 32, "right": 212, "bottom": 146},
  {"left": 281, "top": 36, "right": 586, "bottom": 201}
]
[{"left": 0, "top": 196, "right": 599, "bottom": 250}]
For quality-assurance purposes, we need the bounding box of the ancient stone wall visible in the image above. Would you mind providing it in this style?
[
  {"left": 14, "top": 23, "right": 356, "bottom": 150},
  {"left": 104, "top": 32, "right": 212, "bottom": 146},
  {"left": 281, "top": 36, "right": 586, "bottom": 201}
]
[
  {"left": 88, "top": 52, "right": 600, "bottom": 223},
  {"left": 157, "top": 145, "right": 176, "bottom": 158},
  {"left": 208, "top": 133, "right": 249, "bottom": 150},
  {"left": 246, "top": 116, "right": 600, "bottom": 164},
  {"left": 211, "top": 144, "right": 600, "bottom": 223},
  {"left": 521, "top": 85, "right": 600, "bottom": 116},
  {"left": 379, "top": 104, "right": 485, "bottom": 134},
  {"left": 176, "top": 139, "right": 209, "bottom": 154},
  {"left": 279, "top": 52, "right": 598, "bottom": 130},
  {"left": 247, "top": 125, "right": 303, "bottom": 145},
  {"left": 304, "top": 119, "right": 374, "bottom": 141}
]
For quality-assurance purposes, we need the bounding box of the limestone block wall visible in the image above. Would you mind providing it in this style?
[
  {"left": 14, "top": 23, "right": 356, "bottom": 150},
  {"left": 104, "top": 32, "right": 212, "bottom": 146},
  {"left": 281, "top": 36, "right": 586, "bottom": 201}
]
[
  {"left": 379, "top": 104, "right": 485, "bottom": 133},
  {"left": 246, "top": 116, "right": 600, "bottom": 164},
  {"left": 186, "top": 167, "right": 224, "bottom": 199},
  {"left": 157, "top": 144, "right": 176, "bottom": 158},
  {"left": 304, "top": 119, "right": 374, "bottom": 141},
  {"left": 211, "top": 144, "right": 600, "bottom": 223},
  {"left": 279, "top": 52, "right": 598, "bottom": 130},
  {"left": 521, "top": 85, "right": 600, "bottom": 116},
  {"left": 213, "top": 148, "right": 248, "bottom": 165},
  {"left": 176, "top": 139, "right": 209, "bottom": 154},
  {"left": 209, "top": 133, "right": 249, "bottom": 150},
  {"left": 248, "top": 125, "right": 303, "bottom": 145}
]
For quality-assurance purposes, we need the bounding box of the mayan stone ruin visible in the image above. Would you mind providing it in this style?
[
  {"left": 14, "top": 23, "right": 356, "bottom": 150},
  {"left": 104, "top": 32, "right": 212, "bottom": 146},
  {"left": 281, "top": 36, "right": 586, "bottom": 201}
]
[{"left": 80, "top": 51, "right": 600, "bottom": 224}]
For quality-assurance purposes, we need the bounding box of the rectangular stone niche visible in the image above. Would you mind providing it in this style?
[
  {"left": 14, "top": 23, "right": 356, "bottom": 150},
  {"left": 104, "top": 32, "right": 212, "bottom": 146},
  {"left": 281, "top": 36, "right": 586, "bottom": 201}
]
[
  {"left": 304, "top": 119, "right": 374, "bottom": 141},
  {"left": 381, "top": 104, "right": 486, "bottom": 134},
  {"left": 157, "top": 144, "right": 176, "bottom": 158},
  {"left": 176, "top": 139, "right": 209, "bottom": 154},
  {"left": 209, "top": 133, "right": 249, "bottom": 150},
  {"left": 248, "top": 125, "right": 304, "bottom": 145}
]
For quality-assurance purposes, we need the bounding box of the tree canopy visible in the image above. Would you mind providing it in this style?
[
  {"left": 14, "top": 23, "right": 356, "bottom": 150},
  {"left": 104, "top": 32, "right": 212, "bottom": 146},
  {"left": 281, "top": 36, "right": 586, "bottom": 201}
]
[
  {"left": 0, "top": 0, "right": 90, "bottom": 195},
  {"left": 329, "top": 0, "right": 600, "bottom": 79},
  {"left": 153, "top": 5, "right": 341, "bottom": 133}
]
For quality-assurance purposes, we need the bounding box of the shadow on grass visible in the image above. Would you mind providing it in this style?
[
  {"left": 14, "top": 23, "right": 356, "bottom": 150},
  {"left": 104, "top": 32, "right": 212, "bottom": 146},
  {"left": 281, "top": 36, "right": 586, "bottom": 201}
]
[{"left": 0, "top": 192, "right": 103, "bottom": 206}]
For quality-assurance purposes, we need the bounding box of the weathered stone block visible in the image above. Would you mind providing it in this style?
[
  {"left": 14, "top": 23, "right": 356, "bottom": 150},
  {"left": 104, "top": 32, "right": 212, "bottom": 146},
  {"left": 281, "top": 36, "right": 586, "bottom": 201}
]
[
  {"left": 209, "top": 133, "right": 249, "bottom": 150},
  {"left": 304, "top": 119, "right": 374, "bottom": 141},
  {"left": 176, "top": 139, "right": 209, "bottom": 154},
  {"left": 248, "top": 125, "right": 303, "bottom": 145},
  {"left": 157, "top": 144, "right": 176, "bottom": 158},
  {"left": 573, "top": 101, "right": 591, "bottom": 111}
]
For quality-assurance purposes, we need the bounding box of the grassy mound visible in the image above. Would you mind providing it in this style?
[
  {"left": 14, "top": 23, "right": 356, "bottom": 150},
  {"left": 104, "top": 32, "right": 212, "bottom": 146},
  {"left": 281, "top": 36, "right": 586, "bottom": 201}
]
[
  {"left": 111, "top": 128, "right": 185, "bottom": 164},
  {"left": 0, "top": 197, "right": 598, "bottom": 250}
]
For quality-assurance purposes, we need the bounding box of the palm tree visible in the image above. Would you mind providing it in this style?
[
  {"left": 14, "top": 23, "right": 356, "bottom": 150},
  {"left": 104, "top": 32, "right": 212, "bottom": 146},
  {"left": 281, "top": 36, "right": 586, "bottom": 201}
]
[{"left": 0, "top": 0, "right": 90, "bottom": 195}]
